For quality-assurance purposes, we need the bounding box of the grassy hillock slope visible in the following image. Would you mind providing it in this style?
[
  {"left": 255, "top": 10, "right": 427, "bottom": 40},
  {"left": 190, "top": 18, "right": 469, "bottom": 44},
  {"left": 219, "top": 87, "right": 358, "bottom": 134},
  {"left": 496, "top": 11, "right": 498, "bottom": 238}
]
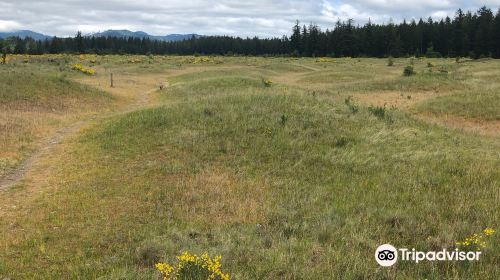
[
  {"left": 0, "top": 65, "right": 112, "bottom": 178},
  {"left": 1, "top": 68, "right": 498, "bottom": 279}
]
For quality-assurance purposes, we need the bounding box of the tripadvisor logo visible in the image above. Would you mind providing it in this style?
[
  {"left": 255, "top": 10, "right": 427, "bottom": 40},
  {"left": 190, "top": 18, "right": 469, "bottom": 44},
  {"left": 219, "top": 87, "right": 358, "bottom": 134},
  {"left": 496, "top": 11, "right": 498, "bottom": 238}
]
[
  {"left": 375, "top": 244, "right": 398, "bottom": 267},
  {"left": 375, "top": 244, "right": 482, "bottom": 267}
]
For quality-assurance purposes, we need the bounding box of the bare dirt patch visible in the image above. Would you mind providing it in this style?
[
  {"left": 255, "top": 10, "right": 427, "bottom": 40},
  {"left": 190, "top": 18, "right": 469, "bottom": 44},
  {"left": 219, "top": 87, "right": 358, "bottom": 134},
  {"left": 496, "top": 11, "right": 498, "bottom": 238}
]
[
  {"left": 351, "top": 91, "right": 443, "bottom": 109},
  {"left": 417, "top": 114, "right": 500, "bottom": 137},
  {"left": 350, "top": 91, "right": 499, "bottom": 137}
]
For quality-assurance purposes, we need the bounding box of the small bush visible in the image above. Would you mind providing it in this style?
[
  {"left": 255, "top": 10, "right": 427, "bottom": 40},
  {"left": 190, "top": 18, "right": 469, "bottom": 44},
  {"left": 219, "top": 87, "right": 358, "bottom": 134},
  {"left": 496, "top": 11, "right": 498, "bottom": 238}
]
[
  {"left": 71, "top": 63, "right": 95, "bottom": 75},
  {"left": 344, "top": 96, "right": 352, "bottom": 105},
  {"left": 280, "top": 114, "right": 288, "bottom": 126},
  {"left": 427, "top": 62, "right": 434, "bottom": 67},
  {"left": 368, "top": 105, "right": 386, "bottom": 119},
  {"left": 262, "top": 78, "right": 273, "bottom": 87},
  {"left": 438, "top": 67, "right": 448, "bottom": 74},
  {"left": 156, "top": 251, "right": 230, "bottom": 280},
  {"left": 203, "top": 108, "right": 214, "bottom": 116},
  {"left": 136, "top": 242, "right": 163, "bottom": 267},
  {"left": 334, "top": 136, "right": 350, "bottom": 148},
  {"left": 344, "top": 96, "right": 358, "bottom": 114},
  {"left": 403, "top": 65, "right": 415, "bottom": 76},
  {"left": 387, "top": 57, "right": 394, "bottom": 66}
]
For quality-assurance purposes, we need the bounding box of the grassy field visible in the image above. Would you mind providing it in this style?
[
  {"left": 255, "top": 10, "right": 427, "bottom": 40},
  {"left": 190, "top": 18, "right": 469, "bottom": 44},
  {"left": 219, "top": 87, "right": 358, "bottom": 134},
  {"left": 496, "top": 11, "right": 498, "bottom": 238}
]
[
  {"left": 0, "top": 59, "right": 114, "bottom": 178},
  {"left": 0, "top": 55, "right": 498, "bottom": 279}
]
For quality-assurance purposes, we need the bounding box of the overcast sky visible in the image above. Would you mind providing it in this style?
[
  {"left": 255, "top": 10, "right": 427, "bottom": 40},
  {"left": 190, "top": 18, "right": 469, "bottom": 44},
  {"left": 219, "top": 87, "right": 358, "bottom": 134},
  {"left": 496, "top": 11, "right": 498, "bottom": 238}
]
[{"left": 0, "top": 1, "right": 499, "bottom": 37}]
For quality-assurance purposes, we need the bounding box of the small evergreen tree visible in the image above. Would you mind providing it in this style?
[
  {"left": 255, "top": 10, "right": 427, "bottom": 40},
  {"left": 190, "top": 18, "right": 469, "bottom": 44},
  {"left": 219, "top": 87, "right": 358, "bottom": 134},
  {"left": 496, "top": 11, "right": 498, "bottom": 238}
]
[{"left": 75, "top": 31, "right": 84, "bottom": 54}]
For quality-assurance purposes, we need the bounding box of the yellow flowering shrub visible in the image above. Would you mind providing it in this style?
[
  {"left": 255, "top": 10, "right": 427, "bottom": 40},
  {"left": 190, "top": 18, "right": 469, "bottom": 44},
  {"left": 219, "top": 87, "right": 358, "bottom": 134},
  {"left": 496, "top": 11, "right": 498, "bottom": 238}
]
[
  {"left": 155, "top": 251, "right": 230, "bottom": 280},
  {"left": 262, "top": 78, "right": 273, "bottom": 87},
  {"left": 81, "top": 54, "right": 97, "bottom": 63},
  {"left": 456, "top": 228, "right": 495, "bottom": 250},
  {"left": 129, "top": 58, "right": 142, "bottom": 63},
  {"left": 315, "top": 57, "right": 334, "bottom": 63},
  {"left": 71, "top": 64, "right": 96, "bottom": 75},
  {"left": 183, "top": 56, "right": 212, "bottom": 64},
  {"left": 1, "top": 54, "right": 9, "bottom": 64}
]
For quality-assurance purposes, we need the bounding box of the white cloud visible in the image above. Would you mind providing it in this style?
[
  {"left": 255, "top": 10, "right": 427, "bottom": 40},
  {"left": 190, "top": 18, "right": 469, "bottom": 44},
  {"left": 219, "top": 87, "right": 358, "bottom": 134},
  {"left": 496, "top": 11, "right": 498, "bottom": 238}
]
[
  {"left": 430, "top": 10, "right": 454, "bottom": 19},
  {"left": 0, "top": 20, "right": 22, "bottom": 32},
  {"left": 474, "top": 0, "right": 500, "bottom": 6},
  {"left": 0, "top": 1, "right": 497, "bottom": 37},
  {"left": 321, "top": 1, "right": 390, "bottom": 24}
]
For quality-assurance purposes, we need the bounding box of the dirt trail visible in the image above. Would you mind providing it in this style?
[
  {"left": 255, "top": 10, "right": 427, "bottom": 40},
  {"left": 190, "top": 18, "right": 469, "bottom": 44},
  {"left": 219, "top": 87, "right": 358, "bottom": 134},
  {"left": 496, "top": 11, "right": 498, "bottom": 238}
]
[
  {"left": 0, "top": 66, "right": 219, "bottom": 192},
  {"left": 289, "top": 63, "right": 322, "bottom": 72},
  {"left": 0, "top": 81, "right": 162, "bottom": 191}
]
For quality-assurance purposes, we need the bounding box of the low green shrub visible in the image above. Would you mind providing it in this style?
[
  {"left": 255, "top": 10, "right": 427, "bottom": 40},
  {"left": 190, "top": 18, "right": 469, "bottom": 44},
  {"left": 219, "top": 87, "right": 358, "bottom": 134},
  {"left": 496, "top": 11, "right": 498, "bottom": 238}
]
[{"left": 403, "top": 65, "right": 415, "bottom": 76}]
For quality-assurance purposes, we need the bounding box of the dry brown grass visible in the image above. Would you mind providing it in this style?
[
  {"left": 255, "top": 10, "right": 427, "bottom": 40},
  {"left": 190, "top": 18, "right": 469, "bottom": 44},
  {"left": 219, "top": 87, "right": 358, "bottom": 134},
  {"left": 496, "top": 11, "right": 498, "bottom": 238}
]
[
  {"left": 417, "top": 114, "right": 500, "bottom": 137},
  {"left": 350, "top": 91, "right": 446, "bottom": 109},
  {"left": 173, "top": 166, "right": 267, "bottom": 225}
]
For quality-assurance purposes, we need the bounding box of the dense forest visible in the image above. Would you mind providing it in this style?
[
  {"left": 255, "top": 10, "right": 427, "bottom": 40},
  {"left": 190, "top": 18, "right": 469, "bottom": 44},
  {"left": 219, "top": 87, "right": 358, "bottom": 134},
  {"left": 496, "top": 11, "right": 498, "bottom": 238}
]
[{"left": 1, "top": 6, "right": 500, "bottom": 58}]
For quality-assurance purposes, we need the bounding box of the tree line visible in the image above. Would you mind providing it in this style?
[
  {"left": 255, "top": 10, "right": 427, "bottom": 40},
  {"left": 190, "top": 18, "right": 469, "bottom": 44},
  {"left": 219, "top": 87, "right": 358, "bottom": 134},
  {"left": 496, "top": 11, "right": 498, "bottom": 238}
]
[{"left": 1, "top": 6, "right": 500, "bottom": 58}]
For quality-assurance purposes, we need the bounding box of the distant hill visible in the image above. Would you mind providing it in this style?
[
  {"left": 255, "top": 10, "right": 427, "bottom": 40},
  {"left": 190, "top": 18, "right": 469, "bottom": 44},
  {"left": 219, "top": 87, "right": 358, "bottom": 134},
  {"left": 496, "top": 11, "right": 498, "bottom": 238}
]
[
  {"left": 0, "top": 30, "right": 51, "bottom": 40},
  {"left": 162, "top": 34, "right": 201, "bottom": 41},
  {"left": 0, "top": 29, "right": 201, "bottom": 42},
  {"left": 89, "top": 30, "right": 151, "bottom": 39},
  {"left": 90, "top": 30, "right": 201, "bottom": 41}
]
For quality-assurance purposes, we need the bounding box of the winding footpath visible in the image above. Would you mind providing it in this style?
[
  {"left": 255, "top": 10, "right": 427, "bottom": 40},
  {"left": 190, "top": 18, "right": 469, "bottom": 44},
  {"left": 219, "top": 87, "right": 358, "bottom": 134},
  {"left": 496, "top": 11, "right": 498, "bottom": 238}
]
[{"left": 0, "top": 85, "right": 162, "bottom": 191}]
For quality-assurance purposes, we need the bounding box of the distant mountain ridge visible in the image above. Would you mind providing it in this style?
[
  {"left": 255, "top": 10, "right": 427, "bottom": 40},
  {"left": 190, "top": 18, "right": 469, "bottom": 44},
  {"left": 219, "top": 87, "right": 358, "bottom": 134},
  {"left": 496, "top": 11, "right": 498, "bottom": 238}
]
[
  {"left": 0, "top": 29, "right": 201, "bottom": 42},
  {"left": 89, "top": 30, "right": 201, "bottom": 41},
  {"left": 0, "top": 30, "right": 51, "bottom": 40}
]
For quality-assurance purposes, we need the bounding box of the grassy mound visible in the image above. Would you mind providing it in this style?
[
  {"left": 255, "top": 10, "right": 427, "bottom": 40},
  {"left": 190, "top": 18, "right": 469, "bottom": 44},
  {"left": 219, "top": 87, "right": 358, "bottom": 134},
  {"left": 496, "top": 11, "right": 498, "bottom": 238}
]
[
  {"left": 0, "top": 68, "right": 113, "bottom": 177},
  {"left": 168, "top": 68, "right": 262, "bottom": 84},
  {"left": 351, "top": 70, "right": 467, "bottom": 92},
  {"left": 416, "top": 90, "right": 500, "bottom": 120},
  {"left": 0, "top": 70, "right": 111, "bottom": 110},
  {"left": 2, "top": 91, "right": 498, "bottom": 279},
  {"left": 163, "top": 76, "right": 282, "bottom": 102}
]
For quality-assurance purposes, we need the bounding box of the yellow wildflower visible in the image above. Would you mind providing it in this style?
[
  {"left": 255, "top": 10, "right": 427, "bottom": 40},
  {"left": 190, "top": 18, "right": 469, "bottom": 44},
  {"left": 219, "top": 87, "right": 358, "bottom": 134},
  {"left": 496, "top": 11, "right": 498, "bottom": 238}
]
[
  {"left": 156, "top": 262, "right": 174, "bottom": 280},
  {"left": 156, "top": 251, "right": 229, "bottom": 280},
  {"left": 315, "top": 57, "right": 334, "bottom": 63},
  {"left": 262, "top": 78, "right": 272, "bottom": 87},
  {"left": 483, "top": 228, "right": 495, "bottom": 236},
  {"left": 456, "top": 227, "right": 495, "bottom": 250},
  {"left": 72, "top": 64, "right": 96, "bottom": 75}
]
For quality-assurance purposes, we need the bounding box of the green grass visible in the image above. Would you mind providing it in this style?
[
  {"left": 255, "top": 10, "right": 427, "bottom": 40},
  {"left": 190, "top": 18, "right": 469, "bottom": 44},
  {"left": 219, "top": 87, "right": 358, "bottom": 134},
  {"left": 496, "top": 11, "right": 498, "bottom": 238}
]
[
  {"left": 2, "top": 85, "right": 498, "bottom": 279},
  {"left": 350, "top": 70, "right": 467, "bottom": 92},
  {"left": 259, "top": 62, "right": 313, "bottom": 73},
  {"left": 416, "top": 90, "right": 500, "bottom": 120},
  {"left": 0, "top": 69, "right": 111, "bottom": 108},
  {"left": 164, "top": 76, "right": 275, "bottom": 102},
  {"left": 0, "top": 56, "right": 499, "bottom": 279}
]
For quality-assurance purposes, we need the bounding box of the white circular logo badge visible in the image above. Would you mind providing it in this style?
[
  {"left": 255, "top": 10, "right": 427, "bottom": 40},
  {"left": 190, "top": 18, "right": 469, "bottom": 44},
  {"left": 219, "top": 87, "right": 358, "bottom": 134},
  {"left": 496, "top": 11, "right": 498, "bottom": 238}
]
[{"left": 375, "top": 244, "right": 398, "bottom": 267}]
